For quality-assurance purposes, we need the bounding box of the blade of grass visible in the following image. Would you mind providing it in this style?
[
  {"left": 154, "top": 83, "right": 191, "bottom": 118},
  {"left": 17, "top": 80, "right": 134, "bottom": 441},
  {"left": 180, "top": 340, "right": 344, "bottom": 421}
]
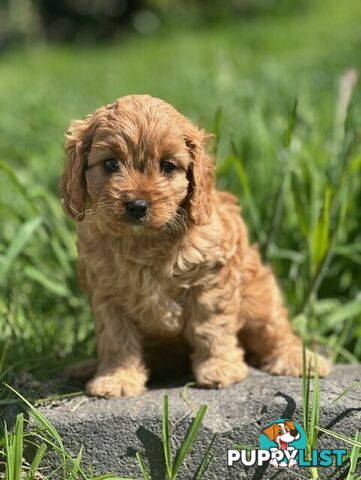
[
  {"left": 315, "top": 427, "right": 361, "bottom": 448},
  {"left": 310, "top": 353, "right": 320, "bottom": 450},
  {"left": 5, "top": 384, "right": 65, "bottom": 450},
  {"left": 283, "top": 99, "right": 298, "bottom": 148},
  {"left": 70, "top": 446, "right": 83, "bottom": 479},
  {"left": 4, "top": 384, "right": 72, "bottom": 478},
  {"left": 172, "top": 404, "right": 208, "bottom": 479},
  {"left": 332, "top": 317, "right": 357, "bottom": 364},
  {"left": 28, "top": 432, "right": 88, "bottom": 480},
  {"left": 0, "top": 160, "right": 37, "bottom": 211},
  {"left": 94, "top": 477, "right": 136, "bottom": 480},
  {"left": 211, "top": 106, "right": 223, "bottom": 156},
  {"left": 310, "top": 187, "right": 331, "bottom": 274},
  {"left": 93, "top": 477, "right": 136, "bottom": 480},
  {"left": 4, "top": 423, "right": 14, "bottom": 480},
  {"left": 265, "top": 99, "right": 298, "bottom": 254},
  {"left": 346, "top": 431, "right": 361, "bottom": 480},
  {"left": 136, "top": 452, "right": 151, "bottom": 480},
  {"left": 290, "top": 170, "right": 309, "bottom": 235},
  {"left": 13, "top": 413, "right": 24, "bottom": 480},
  {"left": 181, "top": 382, "right": 196, "bottom": 411},
  {"left": 0, "top": 339, "right": 10, "bottom": 373},
  {"left": 302, "top": 343, "right": 310, "bottom": 438},
  {"left": 34, "top": 391, "right": 84, "bottom": 406},
  {"left": 229, "top": 150, "right": 264, "bottom": 242},
  {"left": 24, "top": 265, "right": 70, "bottom": 297},
  {"left": 309, "top": 353, "right": 320, "bottom": 480},
  {"left": 194, "top": 434, "right": 216, "bottom": 480},
  {"left": 299, "top": 246, "right": 334, "bottom": 314},
  {"left": 162, "top": 394, "right": 173, "bottom": 480},
  {"left": 26, "top": 443, "right": 47, "bottom": 480},
  {"left": 331, "top": 381, "right": 361, "bottom": 404},
  {"left": 0, "top": 217, "right": 43, "bottom": 283}
]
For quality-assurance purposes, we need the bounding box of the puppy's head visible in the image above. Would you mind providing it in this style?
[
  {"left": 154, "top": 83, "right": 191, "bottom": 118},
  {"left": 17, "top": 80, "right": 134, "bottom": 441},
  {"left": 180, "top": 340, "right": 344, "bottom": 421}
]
[
  {"left": 262, "top": 421, "right": 300, "bottom": 445},
  {"left": 60, "top": 95, "right": 214, "bottom": 235}
]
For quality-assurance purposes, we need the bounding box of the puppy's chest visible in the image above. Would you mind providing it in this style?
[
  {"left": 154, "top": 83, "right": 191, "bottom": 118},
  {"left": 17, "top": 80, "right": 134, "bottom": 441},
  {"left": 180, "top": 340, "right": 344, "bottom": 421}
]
[{"left": 90, "top": 254, "right": 189, "bottom": 337}]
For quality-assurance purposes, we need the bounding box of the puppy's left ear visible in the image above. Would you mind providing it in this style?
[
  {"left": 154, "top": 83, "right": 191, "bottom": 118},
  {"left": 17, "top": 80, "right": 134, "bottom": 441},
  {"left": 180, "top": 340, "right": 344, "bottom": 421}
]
[{"left": 185, "top": 126, "right": 215, "bottom": 225}]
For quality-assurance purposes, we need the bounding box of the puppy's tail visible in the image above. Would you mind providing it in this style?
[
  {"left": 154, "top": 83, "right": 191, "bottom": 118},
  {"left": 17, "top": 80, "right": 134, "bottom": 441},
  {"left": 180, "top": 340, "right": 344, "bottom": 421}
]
[{"left": 64, "top": 358, "right": 97, "bottom": 381}]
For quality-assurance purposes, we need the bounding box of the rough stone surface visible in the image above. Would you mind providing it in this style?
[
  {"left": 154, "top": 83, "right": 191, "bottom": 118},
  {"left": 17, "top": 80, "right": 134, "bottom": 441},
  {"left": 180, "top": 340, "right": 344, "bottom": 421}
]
[{"left": 30, "top": 366, "right": 361, "bottom": 478}]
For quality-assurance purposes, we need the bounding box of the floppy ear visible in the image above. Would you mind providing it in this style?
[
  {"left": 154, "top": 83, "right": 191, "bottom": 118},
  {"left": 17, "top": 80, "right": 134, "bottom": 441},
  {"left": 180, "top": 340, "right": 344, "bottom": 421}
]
[
  {"left": 262, "top": 424, "right": 277, "bottom": 441},
  {"left": 285, "top": 421, "right": 296, "bottom": 431},
  {"left": 185, "top": 126, "right": 215, "bottom": 226},
  {"left": 60, "top": 109, "right": 105, "bottom": 221}
]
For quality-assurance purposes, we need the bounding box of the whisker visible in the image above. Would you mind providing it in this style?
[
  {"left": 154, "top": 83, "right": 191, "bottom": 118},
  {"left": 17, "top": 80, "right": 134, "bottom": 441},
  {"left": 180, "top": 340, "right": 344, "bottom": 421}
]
[
  {"left": 162, "top": 209, "right": 187, "bottom": 234},
  {"left": 75, "top": 198, "right": 116, "bottom": 222}
]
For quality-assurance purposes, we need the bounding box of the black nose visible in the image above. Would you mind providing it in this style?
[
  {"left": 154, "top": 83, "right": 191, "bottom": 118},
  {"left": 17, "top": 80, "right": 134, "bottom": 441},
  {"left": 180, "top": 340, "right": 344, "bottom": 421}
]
[{"left": 125, "top": 199, "right": 149, "bottom": 220}]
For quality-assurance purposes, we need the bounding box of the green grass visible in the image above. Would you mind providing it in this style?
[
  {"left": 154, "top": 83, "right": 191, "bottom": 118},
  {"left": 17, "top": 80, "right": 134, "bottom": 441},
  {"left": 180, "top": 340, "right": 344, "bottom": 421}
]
[
  {"left": 302, "top": 352, "right": 361, "bottom": 479},
  {"left": 137, "top": 394, "right": 214, "bottom": 480},
  {"left": 0, "top": 387, "right": 214, "bottom": 479},
  {"left": 1, "top": 365, "right": 361, "bottom": 479},
  {"left": 0, "top": 0, "right": 360, "bottom": 402},
  {"left": 1, "top": 385, "right": 129, "bottom": 480}
]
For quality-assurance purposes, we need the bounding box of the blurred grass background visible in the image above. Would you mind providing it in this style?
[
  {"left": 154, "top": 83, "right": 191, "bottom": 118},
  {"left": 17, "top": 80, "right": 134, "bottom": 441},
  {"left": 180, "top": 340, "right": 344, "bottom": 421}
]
[{"left": 0, "top": 0, "right": 361, "bottom": 388}]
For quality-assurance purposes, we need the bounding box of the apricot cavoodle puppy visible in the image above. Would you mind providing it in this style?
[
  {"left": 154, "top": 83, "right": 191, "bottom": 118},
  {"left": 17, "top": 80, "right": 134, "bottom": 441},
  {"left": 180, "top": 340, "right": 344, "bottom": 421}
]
[{"left": 60, "top": 94, "right": 330, "bottom": 397}]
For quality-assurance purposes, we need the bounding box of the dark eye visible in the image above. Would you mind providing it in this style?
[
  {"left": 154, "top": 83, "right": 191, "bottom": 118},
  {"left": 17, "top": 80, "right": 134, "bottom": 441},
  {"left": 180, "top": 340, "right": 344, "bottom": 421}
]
[
  {"left": 104, "top": 159, "right": 119, "bottom": 172},
  {"left": 160, "top": 160, "right": 177, "bottom": 174}
]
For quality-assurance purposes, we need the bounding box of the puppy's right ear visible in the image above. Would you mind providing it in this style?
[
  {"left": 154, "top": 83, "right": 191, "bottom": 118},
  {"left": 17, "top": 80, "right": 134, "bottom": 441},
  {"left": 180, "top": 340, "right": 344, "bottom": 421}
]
[
  {"left": 60, "top": 108, "right": 106, "bottom": 221},
  {"left": 60, "top": 117, "right": 91, "bottom": 221}
]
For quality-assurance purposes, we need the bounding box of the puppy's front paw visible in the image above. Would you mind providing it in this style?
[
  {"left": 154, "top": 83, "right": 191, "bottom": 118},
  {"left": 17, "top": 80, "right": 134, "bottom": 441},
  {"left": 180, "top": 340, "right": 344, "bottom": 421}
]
[
  {"left": 193, "top": 356, "right": 248, "bottom": 388},
  {"left": 86, "top": 368, "right": 147, "bottom": 398},
  {"left": 262, "top": 346, "right": 331, "bottom": 378}
]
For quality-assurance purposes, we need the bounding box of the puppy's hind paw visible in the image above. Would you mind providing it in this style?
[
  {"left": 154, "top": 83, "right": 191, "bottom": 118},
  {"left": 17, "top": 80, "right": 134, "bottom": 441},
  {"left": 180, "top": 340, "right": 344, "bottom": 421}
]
[
  {"left": 262, "top": 346, "right": 331, "bottom": 378},
  {"left": 194, "top": 356, "right": 248, "bottom": 388},
  {"left": 304, "top": 350, "right": 331, "bottom": 377}
]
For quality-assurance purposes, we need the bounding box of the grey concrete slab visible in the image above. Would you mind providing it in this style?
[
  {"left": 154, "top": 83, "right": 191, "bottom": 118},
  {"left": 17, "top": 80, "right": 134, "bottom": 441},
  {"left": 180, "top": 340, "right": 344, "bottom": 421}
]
[{"left": 29, "top": 365, "right": 361, "bottom": 479}]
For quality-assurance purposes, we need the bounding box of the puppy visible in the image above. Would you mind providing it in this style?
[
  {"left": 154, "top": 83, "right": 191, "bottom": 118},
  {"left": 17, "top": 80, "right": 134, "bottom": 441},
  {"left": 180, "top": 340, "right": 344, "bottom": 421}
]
[{"left": 60, "top": 95, "right": 330, "bottom": 397}]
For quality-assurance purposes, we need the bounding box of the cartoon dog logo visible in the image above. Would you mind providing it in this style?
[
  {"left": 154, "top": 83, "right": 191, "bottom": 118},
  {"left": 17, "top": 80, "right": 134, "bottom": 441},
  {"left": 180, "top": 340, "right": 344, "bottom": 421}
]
[{"left": 262, "top": 420, "right": 301, "bottom": 468}]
